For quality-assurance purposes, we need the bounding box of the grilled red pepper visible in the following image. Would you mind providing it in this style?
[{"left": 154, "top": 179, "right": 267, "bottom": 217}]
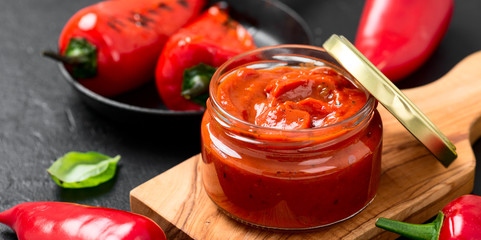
[
  {"left": 376, "top": 195, "right": 481, "bottom": 239},
  {"left": 44, "top": 0, "right": 205, "bottom": 97},
  {"left": 155, "top": 4, "right": 256, "bottom": 111},
  {"left": 0, "top": 201, "right": 166, "bottom": 240},
  {"left": 354, "top": 0, "right": 453, "bottom": 82}
]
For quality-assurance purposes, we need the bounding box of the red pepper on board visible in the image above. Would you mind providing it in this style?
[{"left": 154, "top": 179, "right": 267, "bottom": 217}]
[
  {"left": 376, "top": 195, "right": 481, "bottom": 239},
  {"left": 0, "top": 202, "right": 166, "bottom": 240},
  {"left": 44, "top": 0, "right": 205, "bottom": 97},
  {"left": 155, "top": 4, "right": 256, "bottom": 111},
  {"left": 354, "top": 0, "right": 453, "bottom": 82}
]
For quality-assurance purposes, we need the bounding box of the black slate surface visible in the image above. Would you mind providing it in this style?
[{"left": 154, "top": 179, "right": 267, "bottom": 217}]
[{"left": 1, "top": 0, "right": 481, "bottom": 239}]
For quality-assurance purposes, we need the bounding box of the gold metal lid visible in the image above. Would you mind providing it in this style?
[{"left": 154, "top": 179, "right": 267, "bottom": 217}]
[{"left": 323, "top": 34, "right": 457, "bottom": 167}]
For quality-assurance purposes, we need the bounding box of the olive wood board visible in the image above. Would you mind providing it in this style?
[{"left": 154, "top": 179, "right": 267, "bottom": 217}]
[{"left": 130, "top": 51, "right": 481, "bottom": 239}]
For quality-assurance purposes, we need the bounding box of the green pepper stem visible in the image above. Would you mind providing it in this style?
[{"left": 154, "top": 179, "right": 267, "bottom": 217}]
[
  {"left": 42, "top": 51, "right": 86, "bottom": 65},
  {"left": 375, "top": 212, "right": 444, "bottom": 240},
  {"left": 43, "top": 38, "right": 97, "bottom": 79},
  {"left": 181, "top": 75, "right": 210, "bottom": 99},
  {"left": 181, "top": 63, "right": 216, "bottom": 106}
]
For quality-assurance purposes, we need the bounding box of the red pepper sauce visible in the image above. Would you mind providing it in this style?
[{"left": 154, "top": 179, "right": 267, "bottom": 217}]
[
  {"left": 201, "top": 65, "right": 382, "bottom": 229},
  {"left": 217, "top": 66, "right": 367, "bottom": 129}
]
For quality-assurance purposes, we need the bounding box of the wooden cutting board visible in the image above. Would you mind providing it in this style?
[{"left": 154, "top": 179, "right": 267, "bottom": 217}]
[{"left": 130, "top": 51, "right": 481, "bottom": 239}]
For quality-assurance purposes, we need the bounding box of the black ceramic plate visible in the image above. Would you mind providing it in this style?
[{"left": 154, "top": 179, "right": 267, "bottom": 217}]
[{"left": 60, "top": 0, "right": 313, "bottom": 125}]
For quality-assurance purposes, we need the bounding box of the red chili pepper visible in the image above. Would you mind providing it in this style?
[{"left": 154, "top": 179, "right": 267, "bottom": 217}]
[
  {"left": 155, "top": 4, "right": 256, "bottom": 111},
  {"left": 354, "top": 0, "right": 453, "bottom": 82},
  {"left": 376, "top": 195, "right": 481, "bottom": 239},
  {"left": 44, "top": 0, "right": 205, "bottom": 97},
  {"left": 0, "top": 202, "right": 166, "bottom": 240}
]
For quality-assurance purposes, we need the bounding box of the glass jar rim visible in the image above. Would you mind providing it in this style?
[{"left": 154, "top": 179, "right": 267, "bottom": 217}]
[{"left": 208, "top": 44, "right": 377, "bottom": 134}]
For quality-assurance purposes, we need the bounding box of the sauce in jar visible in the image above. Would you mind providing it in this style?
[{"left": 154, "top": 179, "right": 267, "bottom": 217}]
[
  {"left": 217, "top": 66, "right": 367, "bottom": 130},
  {"left": 201, "top": 45, "right": 383, "bottom": 229}
]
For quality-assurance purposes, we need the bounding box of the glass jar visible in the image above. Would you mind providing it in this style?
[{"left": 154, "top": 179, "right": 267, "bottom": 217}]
[{"left": 200, "top": 45, "right": 383, "bottom": 230}]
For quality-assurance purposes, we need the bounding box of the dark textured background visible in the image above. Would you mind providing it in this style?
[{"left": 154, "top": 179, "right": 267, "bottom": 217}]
[{"left": 1, "top": 0, "right": 481, "bottom": 239}]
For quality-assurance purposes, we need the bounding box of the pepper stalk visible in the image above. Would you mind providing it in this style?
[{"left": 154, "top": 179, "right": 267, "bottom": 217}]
[
  {"left": 181, "top": 63, "right": 216, "bottom": 107},
  {"left": 43, "top": 38, "right": 97, "bottom": 79},
  {"left": 376, "top": 212, "right": 444, "bottom": 240}
]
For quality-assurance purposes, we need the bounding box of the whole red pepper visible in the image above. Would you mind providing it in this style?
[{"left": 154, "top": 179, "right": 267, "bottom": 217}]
[
  {"left": 0, "top": 202, "right": 166, "bottom": 240},
  {"left": 376, "top": 195, "right": 481, "bottom": 239},
  {"left": 155, "top": 4, "right": 256, "bottom": 111},
  {"left": 44, "top": 0, "right": 205, "bottom": 97},
  {"left": 354, "top": 0, "right": 453, "bottom": 82}
]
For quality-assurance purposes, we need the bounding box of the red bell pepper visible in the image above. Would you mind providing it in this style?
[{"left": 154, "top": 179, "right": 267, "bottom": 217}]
[
  {"left": 376, "top": 195, "right": 481, "bottom": 239},
  {"left": 0, "top": 201, "right": 166, "bottom": 240},
  {"left": 44, "top": 0, "right": 205, "bottom": 97},
  {"left": 155, "top": 4, "right": 256, "bottom": 111},
  {"left": 354, "top": 0, "right": 453, "bottom": 82}
]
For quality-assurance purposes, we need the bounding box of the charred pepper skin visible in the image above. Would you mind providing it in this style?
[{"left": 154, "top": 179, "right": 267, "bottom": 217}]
[
  {"left": 376, "top": 195, "right": 481, "bottom": 240},
  {"left": 0, "top": 202, "right": 167, "bottom": 240},
  {"left": 57, "top": 0, "right": 205, "bottom": 97},
  {"left": 355, "top": 0, "right": 453, "bottom": 82},
  {"left": 155, "top": 5, "right": 256, "bottom": 111}
]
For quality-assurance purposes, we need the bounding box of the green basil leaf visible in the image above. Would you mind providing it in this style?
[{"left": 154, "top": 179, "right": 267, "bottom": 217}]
[{"left": 47, "top": 151, "right": 120, "bottom": 188}]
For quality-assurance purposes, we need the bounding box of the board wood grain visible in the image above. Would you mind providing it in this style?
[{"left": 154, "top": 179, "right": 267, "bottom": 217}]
[{"left": 130, "top": 51, "right": 481, "bottom": 239}]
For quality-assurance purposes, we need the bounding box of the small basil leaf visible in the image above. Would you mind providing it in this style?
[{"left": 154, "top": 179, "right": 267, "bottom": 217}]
[{"left": 47, "top": 151, "right": 120, "bottom": 189}]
